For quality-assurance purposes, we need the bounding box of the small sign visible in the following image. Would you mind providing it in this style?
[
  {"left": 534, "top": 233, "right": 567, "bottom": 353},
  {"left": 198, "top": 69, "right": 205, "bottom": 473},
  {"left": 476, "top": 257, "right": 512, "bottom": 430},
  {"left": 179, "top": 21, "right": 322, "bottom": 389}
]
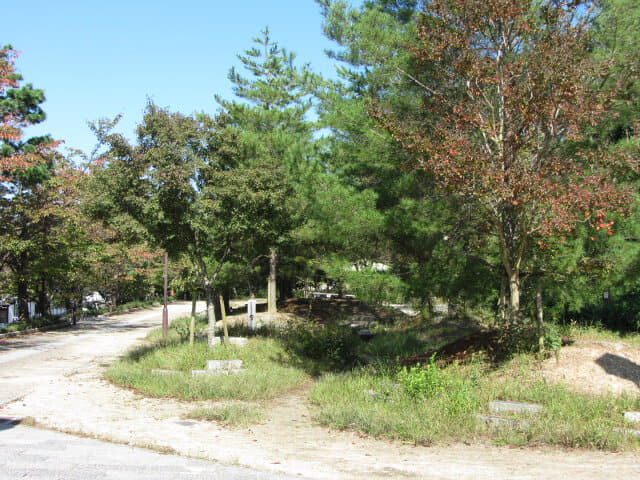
[{"left": 603, "top": 291, "right": 610, "bottom": 300}]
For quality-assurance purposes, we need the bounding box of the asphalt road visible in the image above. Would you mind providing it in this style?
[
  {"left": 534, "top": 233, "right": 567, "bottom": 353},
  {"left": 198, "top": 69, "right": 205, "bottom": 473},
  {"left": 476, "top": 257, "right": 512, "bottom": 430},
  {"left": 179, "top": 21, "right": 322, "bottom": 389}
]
[
  {"left": 0, "top": 419, "right": 301, "bottom": 480},
  {"left": 0, "top": 303, "right": 303, "bottom": 479},
  {"left": 0, "top": 303, "right": 199, "bottom": 406}
]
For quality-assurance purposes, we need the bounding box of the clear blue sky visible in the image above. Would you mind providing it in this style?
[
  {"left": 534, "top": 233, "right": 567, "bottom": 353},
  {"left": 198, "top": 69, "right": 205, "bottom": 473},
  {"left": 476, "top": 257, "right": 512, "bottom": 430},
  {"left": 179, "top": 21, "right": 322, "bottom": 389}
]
[{"left": 4, "top": 0, "right": 358, "bottom": 156}]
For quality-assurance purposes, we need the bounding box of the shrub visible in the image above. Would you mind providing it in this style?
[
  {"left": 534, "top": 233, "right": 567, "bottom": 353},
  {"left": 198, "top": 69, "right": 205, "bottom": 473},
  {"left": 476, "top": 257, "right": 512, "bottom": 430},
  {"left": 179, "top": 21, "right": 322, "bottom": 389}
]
[
  {"left": 280, "top": 323, "right": 359, "bottom": 369},
  {"left": 396, "top": 355, "right": 444, "bottom": 398}
]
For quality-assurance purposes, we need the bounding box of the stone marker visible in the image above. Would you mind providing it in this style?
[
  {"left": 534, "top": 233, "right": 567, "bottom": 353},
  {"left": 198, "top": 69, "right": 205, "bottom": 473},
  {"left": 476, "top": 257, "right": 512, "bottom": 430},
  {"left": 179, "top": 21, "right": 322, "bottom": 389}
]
[
  {"left": 489, "top": 401, "right": 542, "bottom": 415},
  {"left": 247, "top": 299, "right": 257, "bottom": 330},
  {"left": 223, "top": 337, "right": 249, "bottom": 347},
  {"left": 358, "top": 329, "right": 374, "bottom": 341},
  {"left": 624, "top": 412, "right": 640, "bottom": 423},
  {"left": 207, "top": 359, "right": 243, "bottom": 370},
  {"left": 151, "top": 369, "right": 181, "bottom": 376},
  {"left": 476, "top": 414, "right": 528, "bottom": 429},
  {"left": 191, "top": 369, "right": 245, "bottom": 376}
]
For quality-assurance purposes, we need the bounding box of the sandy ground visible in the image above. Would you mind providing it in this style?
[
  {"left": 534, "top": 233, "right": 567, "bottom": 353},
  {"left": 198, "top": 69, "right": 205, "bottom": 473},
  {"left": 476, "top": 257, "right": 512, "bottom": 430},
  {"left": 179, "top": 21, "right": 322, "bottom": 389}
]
[{"left": 1, "top": 305, "right": 640, "bottom": 479}]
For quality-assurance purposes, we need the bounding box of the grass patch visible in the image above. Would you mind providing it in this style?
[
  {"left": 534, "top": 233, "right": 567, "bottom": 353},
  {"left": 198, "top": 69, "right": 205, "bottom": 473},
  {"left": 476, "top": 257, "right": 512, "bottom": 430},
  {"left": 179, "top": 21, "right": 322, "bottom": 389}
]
[
  {"left": 310, "top": 351, "right": 640, "bottom": 450},
  {"left": 106, "top": 322, "right": 308, "bottom": 401},
  {"left": 186, "top": 403, "right": 265, "bottom": 427}
]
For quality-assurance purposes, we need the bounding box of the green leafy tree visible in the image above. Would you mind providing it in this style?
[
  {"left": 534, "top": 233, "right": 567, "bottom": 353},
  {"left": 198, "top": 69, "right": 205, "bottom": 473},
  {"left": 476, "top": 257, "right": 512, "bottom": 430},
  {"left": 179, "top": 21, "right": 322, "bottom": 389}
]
[
  {"left": 89, "top": 104, "right": 291, "bottom": 341},
  {"left": 217, "top": 28, "right": 319, "bottom": 310}
]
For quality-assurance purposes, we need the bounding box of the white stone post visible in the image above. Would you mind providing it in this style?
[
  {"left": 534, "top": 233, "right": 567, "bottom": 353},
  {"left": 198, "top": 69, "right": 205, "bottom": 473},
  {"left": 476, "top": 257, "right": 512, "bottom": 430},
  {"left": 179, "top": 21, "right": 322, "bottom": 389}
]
[{"left": 247, "top": 299, "right": 257, "bottom": 330}]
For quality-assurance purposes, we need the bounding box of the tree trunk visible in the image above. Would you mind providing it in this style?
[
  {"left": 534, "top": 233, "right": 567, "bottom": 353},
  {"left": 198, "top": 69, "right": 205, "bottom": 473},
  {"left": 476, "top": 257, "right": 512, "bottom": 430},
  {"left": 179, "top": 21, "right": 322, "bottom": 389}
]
[
  {"left": 191, "top": 290, "right": 197, "bottom": 318},
  {"left": 223, "top": 289, "right": 231, "bottom": 315},
  {"left": 17, "top": 278, "right": 29, "bottom": 321},
  {"left": 37, "top": 278, "right": 49, "bottom": 317},
  {"left": 213, "top": 288, "right": 222, "bottom": 321},
  {"left": 498, "top": 275, "right": 507, "bottom": 322},
  {"left": 268, "top": 247, "right": 277, "bottom": 314},
  {"left": 536, "top": 279, "right": 544, "bottom": 351},
  {"left": 508, "top": 270, "right": 520, "bottom": 324},
  {"left": 205, "top": 283, "right": 217, "bottom": 345}
]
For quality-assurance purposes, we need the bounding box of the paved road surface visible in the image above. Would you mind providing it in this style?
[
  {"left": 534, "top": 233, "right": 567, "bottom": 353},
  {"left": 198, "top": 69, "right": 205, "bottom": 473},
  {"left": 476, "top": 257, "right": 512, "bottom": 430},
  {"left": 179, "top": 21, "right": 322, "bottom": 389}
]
[
  {"left": 0, "top": 303, "right": 199, "bottom": 406},
  {"left": 0, "top": 419, "right": 301, "bottom": 480},
  {"left": 0, "top": 303, "right": 301, "bottom": 479}
]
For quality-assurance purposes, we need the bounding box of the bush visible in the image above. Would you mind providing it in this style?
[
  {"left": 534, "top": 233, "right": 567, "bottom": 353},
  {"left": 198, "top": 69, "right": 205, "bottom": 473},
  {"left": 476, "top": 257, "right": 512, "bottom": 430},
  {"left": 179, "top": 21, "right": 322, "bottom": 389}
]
[
  {"left": 396, "top": 355, "right": 444, "bottom": 398},
  {"left": 280, "top": 323, "right": 359, "bottom": 369}
]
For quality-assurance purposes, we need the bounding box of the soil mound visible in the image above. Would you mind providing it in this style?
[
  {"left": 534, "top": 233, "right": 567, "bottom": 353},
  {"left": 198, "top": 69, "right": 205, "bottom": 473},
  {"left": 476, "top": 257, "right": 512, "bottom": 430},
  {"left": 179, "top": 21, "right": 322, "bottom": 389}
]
[{"left": 400, "top": 330, "right": 500, "bottom": 366}]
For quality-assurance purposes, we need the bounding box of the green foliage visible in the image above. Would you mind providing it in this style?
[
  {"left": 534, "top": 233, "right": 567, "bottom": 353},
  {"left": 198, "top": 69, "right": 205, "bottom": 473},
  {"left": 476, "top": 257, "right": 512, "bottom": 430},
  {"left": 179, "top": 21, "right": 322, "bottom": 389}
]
[
  {"left": 186, "top": 404, "right": 265, "bottom": 427},
  {"left": 396, "top": 356, "right": 443, "bottom": 398},
  {"left": 106, "top": 333, "right": 307, "bottom": 401},
  {"left": 322, "top": 256, "right": 407, "bottom": 304},
  {"left": 280, "top": 322, "right": 359, "bottom": 369}
]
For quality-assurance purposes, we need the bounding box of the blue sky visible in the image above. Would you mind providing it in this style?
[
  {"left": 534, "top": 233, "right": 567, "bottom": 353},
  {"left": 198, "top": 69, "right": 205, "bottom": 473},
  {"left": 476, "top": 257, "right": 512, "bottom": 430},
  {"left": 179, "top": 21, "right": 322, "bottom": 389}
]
[{"left": 4, "top": 0, "right": 357, "bottom": 156}]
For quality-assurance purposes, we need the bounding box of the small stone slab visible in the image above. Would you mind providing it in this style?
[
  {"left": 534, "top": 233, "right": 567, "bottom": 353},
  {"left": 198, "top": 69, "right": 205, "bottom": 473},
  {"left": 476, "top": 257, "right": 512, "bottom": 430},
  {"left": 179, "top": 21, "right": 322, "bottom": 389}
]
[
  {"left": 151, "top": 369, "right": 181, "bottom": 376},
  {"left": 358, "top": 329, "right": 374, "bottom": 340},
  {"left": 624, "top": 412, "right": 640, "bottom": 424},
  {"left": 615, "top": 428, "right": 640, "bottom": 438},
  {"left": 191, "top": 368, "right": 246, "bottom": 376},
  {"left": 209, "top": 337, "right": 221, "bottom": 348},
  {"left": 206, "top": 359, "right": 243, "bottom": 371},
  {"left": 476, "top": 414, "right": 528, "bottom": 429},
  {"left": 489, "top": 401, "right": 542, "bottom": 415},
  {"left": 223, "top": 337, "right": 248, "bottom": 347}
]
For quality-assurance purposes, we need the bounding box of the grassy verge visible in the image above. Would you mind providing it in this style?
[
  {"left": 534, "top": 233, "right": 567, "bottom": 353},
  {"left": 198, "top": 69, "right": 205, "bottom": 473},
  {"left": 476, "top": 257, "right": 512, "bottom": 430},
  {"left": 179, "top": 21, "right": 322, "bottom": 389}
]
[
  {"left": 105, "top": 317, "right": 308, "bottom": 401},
  {"left": 310, "top": 351, "right": 640, "bottom": 450}
]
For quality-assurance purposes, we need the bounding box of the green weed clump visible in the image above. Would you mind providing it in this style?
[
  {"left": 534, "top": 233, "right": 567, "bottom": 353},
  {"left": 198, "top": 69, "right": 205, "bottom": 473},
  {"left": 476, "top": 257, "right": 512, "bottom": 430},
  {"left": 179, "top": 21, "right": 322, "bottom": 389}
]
[{"left": 187, "top": 404, "right": 265, "bottom": 427}]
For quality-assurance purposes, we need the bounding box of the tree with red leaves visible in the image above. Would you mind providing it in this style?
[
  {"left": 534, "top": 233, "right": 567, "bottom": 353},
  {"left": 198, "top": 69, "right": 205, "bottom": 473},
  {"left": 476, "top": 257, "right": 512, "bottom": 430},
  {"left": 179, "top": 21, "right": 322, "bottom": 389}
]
[{"left": 376, "top": 0, "right": 632, "bottom": 322}]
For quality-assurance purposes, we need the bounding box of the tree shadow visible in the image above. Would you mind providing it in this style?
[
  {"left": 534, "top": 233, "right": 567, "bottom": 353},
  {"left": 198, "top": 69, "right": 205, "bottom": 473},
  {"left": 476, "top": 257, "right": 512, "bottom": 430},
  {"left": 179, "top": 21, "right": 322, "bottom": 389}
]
[
  {"left": 0, "top": 418, "right": 21, "bottom": 431},
  {"left": 595, "top": 353, "right": 640, "bottom": 389}
]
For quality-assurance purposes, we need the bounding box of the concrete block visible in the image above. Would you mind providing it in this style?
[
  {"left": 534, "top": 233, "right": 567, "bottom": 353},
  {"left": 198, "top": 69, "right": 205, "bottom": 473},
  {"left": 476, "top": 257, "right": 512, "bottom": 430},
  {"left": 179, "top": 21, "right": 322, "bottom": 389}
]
[
  {"left": 624, "top": 411, "right": 640, "bottom": 423},
  {"left": 151, "top": 369, "right": 181, "bottom": 376},
  {"left": 224, "top": 337, "right": 249, "bottom": 347},
  {"left": 489, "top": 401, "right": 542, "bottom": 415},
  {"left": 206, "top": 359, "right": 243, "bottom": 371}
]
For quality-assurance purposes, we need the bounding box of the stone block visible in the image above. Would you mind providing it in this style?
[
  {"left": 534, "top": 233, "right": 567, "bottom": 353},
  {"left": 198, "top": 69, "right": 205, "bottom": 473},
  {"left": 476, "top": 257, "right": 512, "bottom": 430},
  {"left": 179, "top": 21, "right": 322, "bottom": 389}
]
[
  {"left": 223, "top": 337, "right": 248, "bottom": 347},
  {"left": 476, "top": 414, "right": 528, "bottom": 429},
  {"left": 624, "top": 411, "right": 640, "bottom": 423},
  {"left": 151, "top": 369, "right": 181, "bottom": 376},
  {"left": 206, "top": 359, "right": 243, "bottom": 371},
  {"left": 191, "top": 368, "right": 246, "bottom": 377},
  {"left": 489, "top": 401, "right": 542, "bottom": 415}
]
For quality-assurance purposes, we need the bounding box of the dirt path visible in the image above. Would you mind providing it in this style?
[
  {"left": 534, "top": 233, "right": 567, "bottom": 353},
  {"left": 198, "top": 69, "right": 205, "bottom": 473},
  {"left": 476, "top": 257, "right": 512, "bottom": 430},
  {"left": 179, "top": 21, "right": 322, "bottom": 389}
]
[{"left": 1, "top": 307, "right": 639, "bottom": 479}]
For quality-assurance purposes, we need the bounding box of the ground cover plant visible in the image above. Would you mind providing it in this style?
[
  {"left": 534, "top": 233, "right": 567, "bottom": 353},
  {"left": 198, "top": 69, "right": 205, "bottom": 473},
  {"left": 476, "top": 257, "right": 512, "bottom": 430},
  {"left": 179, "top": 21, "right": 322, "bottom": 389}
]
[
  {"left": 309, "top": 322, "right": 640, "bottom": 451},
  {"left": 105, "top": 316, "right": 308, "bottom": 402}
]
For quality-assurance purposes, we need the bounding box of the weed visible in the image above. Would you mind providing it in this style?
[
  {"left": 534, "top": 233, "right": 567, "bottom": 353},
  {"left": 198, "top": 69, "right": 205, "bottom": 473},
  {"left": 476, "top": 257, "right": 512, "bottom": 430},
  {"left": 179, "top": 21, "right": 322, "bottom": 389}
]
[{"left": 187, "top": 404, "right": 265, "bottom": 427}]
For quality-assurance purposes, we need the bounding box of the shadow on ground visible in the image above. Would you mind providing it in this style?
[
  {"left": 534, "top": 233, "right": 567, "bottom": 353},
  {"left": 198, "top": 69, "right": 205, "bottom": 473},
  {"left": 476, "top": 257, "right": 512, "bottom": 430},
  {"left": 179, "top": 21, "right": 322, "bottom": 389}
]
[{"left": 596, "top": 353, "right": 640, "bottom": 389}]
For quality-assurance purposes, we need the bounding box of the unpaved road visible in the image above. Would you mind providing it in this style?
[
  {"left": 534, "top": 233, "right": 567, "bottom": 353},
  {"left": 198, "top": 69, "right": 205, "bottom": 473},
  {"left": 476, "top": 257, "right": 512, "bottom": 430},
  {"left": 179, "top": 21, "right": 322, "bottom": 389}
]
[{"left": 1, "top": 304, "right": 639, "bottom": 479}]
